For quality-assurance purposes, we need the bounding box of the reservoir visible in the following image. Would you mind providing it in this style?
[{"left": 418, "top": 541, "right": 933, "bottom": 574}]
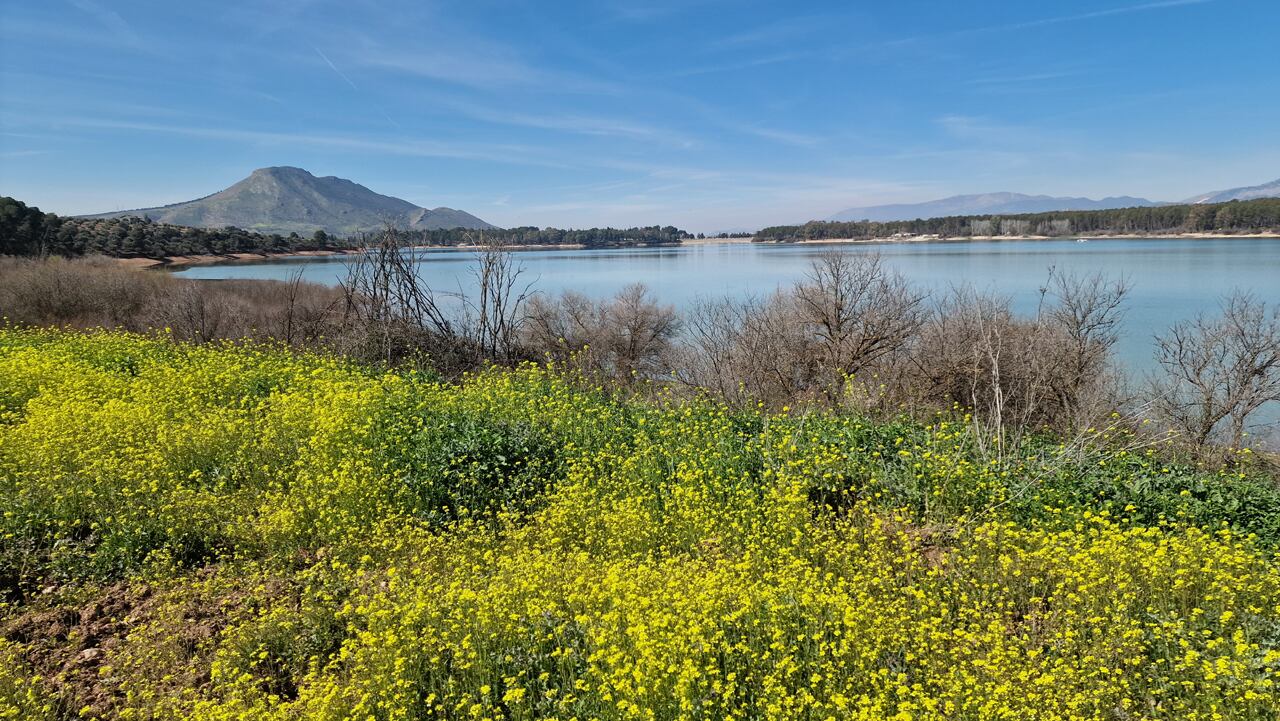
[{"left": 177, "top": 236, "right": 1280, "bottom": 378}]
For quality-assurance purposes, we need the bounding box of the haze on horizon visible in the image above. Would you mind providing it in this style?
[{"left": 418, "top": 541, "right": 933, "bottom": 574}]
[{"left": 1, "top": 0, "right": 1277, "bottom": 233}]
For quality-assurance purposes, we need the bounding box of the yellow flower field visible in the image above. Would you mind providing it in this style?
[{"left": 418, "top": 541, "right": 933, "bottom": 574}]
[{"left": 1, "top": 328, "right": 1278, "bottom": 720}]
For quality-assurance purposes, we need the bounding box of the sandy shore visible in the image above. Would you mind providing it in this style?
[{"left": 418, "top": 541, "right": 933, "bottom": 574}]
[
  {"left": 1082, "top": 232, "right": 1280, "bottom": 239},
  {"left": 117, "top": 249, "right": 364, "bottom": 269},
  {"left": 680, "top": 236, "right": 754, "bottom": 245},
  {"left": 680, "top": 232, "right": 1280, "bottom": 246},
  {"left": 751, "top": 232, "right": 1280, "bottom": 245},
  {"left": 121, "top": 244, "right": 618, "bottom": 270},
  {"left": 416, "top": 243, "right": 588, "bottom": 251}
]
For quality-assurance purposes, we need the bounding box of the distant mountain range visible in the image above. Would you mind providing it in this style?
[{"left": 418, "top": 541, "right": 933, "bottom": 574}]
[
  {"left": 828, "top": 178, "right": 1280, "bottom": 222},
  {"left": 1183, "top": 177, "right": 1280, "bottom": 204},
  {"left": 81, "top": 166, "right": 496, "bottom": 236},
  {"left": 828, "top": 192, "right": 1161, "bottom": 223},
  {"left": 76, "top": 167, "right": 1280, "bottom": 234}
]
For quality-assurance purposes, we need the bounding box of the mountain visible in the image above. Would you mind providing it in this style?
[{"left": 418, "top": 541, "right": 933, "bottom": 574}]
[
  {"left": 81, "top": 166, "right": 497, "bottom": 236},
  {"left": 1183, "top": 177, "right": 1280, "bottom": 204},
  {"left": 828, "top": 192, "right": 1160, "bottom": 222}
]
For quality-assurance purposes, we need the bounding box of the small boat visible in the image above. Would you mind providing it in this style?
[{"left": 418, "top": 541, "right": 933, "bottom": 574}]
[{"left": 1076, "top": 238, "right": 1089, "bottom": 243}]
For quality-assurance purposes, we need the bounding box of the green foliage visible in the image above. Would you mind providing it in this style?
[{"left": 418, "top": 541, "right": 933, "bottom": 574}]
[
  {"left": 0, "top": 196, "right": 691, "bottom": 259},
  {"left": 757, "top": 197, "right": 1280, "bottom": 240},
  {"left": 1, "top": 330, "right": 1279, "bottom": 719},
  {"left": 357, "top": 224, "right": 692, "bottom": 249},
  {"left": 386, "top": 410, "right": 565, "bottom": 524},
  {"left": 0, "top": 197, "right": 58, "bottom": 257}
]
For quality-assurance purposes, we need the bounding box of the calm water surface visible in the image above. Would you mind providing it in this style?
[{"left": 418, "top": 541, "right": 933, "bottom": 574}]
[{"left": 179, "top": 237, "right": 1280, "bottom": 376}]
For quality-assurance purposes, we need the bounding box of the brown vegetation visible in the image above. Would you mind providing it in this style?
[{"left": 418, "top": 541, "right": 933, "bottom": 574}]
[
  {"left": 1151, "top": 293, "right": 1280, "bottom": 451},
  {"left": 2, "top": 245, "right": 1277, "bottom": 455},
  {"left": 0, "top": 256, "right": 341, "bottom": 346},
  {"left": 524, "top": 284, "right": 680, "bottom": 386}
]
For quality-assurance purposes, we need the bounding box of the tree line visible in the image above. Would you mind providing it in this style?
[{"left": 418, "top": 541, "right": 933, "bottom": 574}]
[
  {"left": 0, "top": 197, "right": 354, "bottom": 258},
  {"left": 354, "top": 225, "right": 692, "bottom": 249},
  {"left": 0, "top": 196, "right": 692, "bottom": 259},
  {"left": 756, "top": 198, "right": 1280, "bottom": 241}
]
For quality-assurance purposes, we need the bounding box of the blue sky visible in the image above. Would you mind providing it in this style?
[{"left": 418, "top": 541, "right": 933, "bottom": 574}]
[{"left": 1, "top": 0, "right": 1277, "bottom": 232}]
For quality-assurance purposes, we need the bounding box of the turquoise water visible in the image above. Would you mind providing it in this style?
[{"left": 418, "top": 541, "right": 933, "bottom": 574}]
[
  {"left": 179, "top": 237, "right": 1280, "bottom": 433},
  {"left": 178, "top": 237, "right": 1280, "bottom": 372}
]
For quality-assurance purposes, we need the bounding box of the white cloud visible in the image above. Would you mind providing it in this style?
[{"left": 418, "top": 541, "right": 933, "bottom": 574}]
[
  {"left": 352, "top": 43, "right": 617, "bottom": 94},
  {"left": 68, "top": 0, "right": 141, "bottom": 47},
  {"left": 313, "top": 46, "right": 359, "bottom": 91},
  {"left": 53, "top": 117, "right": 572, "bottom": 169}
]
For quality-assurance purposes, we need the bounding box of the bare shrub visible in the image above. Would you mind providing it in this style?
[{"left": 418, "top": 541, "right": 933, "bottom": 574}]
[
  {"left": 0, "top": 256, "right": 169, "bottom": 329},
  {"left": 235, "top": 272, "right": 343, "bottom": 346},
  {"left": 674, "top": 296, "right": 751, "bottom": 405},
  {"left": 1045, "top": 271, "right": 1130, "bottom": 428},
  {"left": 337, "top": 227, "right": 472, "bottom": 370},
  {"left": 0, "top": 255, "right": 344, "bottom": 345},
  {"left": 463, "top": 238, "right": 536, "bottom": 364},
  {"left": 901, "top": 272, "right": 1128, "bottom": 456},
  {"left": 600, "top": 284, "right": 681, "bottom": 380},
  {"left": 524, "top": 284, "right": 679, "bottom": 386},
  {"left": 676, "top": 254, "right": 927, "bottom": 409},
  {"left": 144, "top": 282, "right": 243, "bottom": 342},
  {"left": 524, "top": 290, "right": 596, "bottom": 365},
  {"left": 1150, "top": 292, "right": 1280, "bottom": 451},
  {"left": 337, "top": 230, "right": 538, "bottom": 372},
  {"left": 792, "top": 253, "right": 928, "bottom": 401},
  {"left": 906, "top": 288, "right": 1046, "bottom": 432},
  {"left": 676, "top": 293, "right": 815, "bottom": 408}
]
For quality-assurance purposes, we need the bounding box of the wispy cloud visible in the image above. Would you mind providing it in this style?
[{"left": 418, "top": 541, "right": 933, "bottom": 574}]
[
  {"left": 965, "top": 71, "right": 1081, "bottom": 86},
  {"left": 731, "top": 125, "right": 823, "bottom": 147},
  {"left": 313, "top": 46, "right": 359, "bottom": 91},
  {"left": 55, "top": 117, "right": 572, "bottom": 168},
  {"left": 0, "top": 149, "right": 52, "bottom": 159},
  {"left": 666, "top": 52, "right": 803, "bottom": 78},
  {"left": 68, "top": 0, "right": 141, "bottom": 47},
  {"left": 826, "top": 0, "right": 1217, "bottom": 59},
  {"left": 598, "top": 0, "right": 713, "bottom": 24},
  {"left": 1, "top": 92, "right": 196, "bottom": 121},
  {"left": 638, "top": 89, "right": 825, "bottom": 148},
  {"left": 521, "top": 199, "right": 668, "bottom": 215},
  {"left": 976, "top": 0, "right": 1216, "bottom": 34},
  {"left": 936, "top": 114, "right": 1019, "bottom": 142},
  {"left": 0, "top": 15, "right": 157, "bottom": 56},
  {"left": 0, "top": 131, "right": 66, "bottom": 141},
  {"left": 353, "top": 43, "right": 617, "bottom": 94},
  {"left": 507, "top": 168, "right": 945, "bottom": 230},
  {"left": 310, "top": 46, "right": 402, "bottom": 130},
  {"left": 710, "top": 12, "right": 855, "bottom": 49},
  {"left": 428, "top": 96, "right": 697, "bottom": 147},
  {"left": 225, "top": 0, "right": 326, "bottom": 41},
  {"left": 932, "top": 114, "right": 1082, "bottom": 154}
]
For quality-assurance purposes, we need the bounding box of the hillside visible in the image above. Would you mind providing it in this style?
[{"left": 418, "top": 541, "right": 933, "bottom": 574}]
[
  {"left": 829, "top": 191, "right": 1159, "bottom": 222},
  {"left": 81, "top": 166, "right": 496, "bottom": 236},
  {"left": 1184, "top": 177, "right": 1280, "bottom": 204},
  {"left": 0, "top": 196, "right": 687, "bottom": 258}
]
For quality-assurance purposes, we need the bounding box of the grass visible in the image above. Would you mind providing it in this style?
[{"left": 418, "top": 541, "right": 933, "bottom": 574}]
[{"left": 1, "top": 327, "right": 1279, "bottom": 720}]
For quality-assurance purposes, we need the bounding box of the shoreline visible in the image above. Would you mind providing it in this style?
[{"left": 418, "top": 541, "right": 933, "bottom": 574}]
[
  {"left": 118, "top": 232, "right": 1280, "bottom": 269},
  {"left": 118, "top": 249, "right": 364, "bottom": 270},
  {"left": 753, "top": 231, "right": 1280, "bottom": 245},
  {"left": 122, "top": 242, "right": 649, "bottom": 270}
]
